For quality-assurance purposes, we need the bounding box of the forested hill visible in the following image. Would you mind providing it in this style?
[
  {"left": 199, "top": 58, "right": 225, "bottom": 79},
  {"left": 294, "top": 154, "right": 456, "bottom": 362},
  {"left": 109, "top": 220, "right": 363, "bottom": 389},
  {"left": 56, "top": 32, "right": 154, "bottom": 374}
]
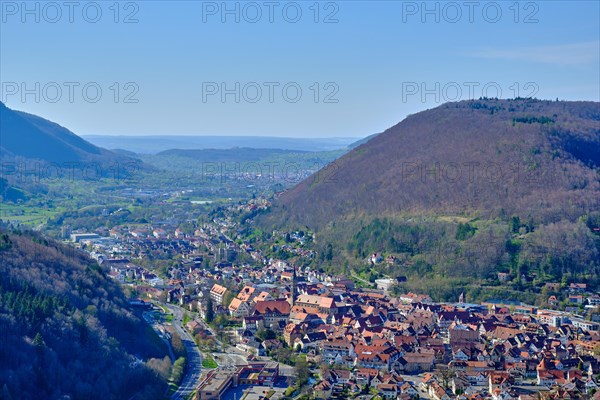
[
  {"left": 0, "top": 101, "right": 144, "bottom": 171},
  {"left": 270, "top": 99, "right": 600, "bottom": 228},
  {"left": 257, "top": 99, "right": 600, "bottom": 301},
  {"left": 0, "top": 225, "right": 168, "bottom": 400}
]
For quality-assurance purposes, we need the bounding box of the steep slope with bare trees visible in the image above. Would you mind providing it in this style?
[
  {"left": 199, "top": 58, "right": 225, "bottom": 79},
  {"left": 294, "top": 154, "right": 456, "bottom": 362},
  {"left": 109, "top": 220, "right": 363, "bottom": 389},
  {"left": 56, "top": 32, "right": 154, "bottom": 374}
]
[
  {"left": 259, "top": 99, "right": 600, "bottom": 300},
  {"left": 0, "top": 225, "right": 169, "bottom": 400}
]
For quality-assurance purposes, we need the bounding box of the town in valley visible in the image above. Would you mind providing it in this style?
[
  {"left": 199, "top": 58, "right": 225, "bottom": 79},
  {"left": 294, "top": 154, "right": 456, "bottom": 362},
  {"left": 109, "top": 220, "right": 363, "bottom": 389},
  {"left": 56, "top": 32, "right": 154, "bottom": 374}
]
[{"left": 67, "top": 196, "right": 600, "bottom": 400}]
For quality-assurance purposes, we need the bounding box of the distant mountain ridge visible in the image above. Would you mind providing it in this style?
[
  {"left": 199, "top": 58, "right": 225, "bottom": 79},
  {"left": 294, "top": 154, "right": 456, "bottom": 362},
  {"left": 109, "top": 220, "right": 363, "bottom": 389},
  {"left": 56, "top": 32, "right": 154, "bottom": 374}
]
[
  {"left": 0, "top": 102, "right": 142, "bottom": 169},
  {"left": 83, "top": 135, "right": 365, "bottom": 154},
  {"left": 157, "top": 147, "right": 309, "bottom": 163}
]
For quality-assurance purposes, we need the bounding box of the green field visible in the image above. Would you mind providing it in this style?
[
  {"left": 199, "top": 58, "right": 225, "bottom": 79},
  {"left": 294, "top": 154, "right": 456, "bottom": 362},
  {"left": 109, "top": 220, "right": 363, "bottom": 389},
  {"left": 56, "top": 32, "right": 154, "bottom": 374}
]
[{"left": 201, "top": 358, "right": 218, "bottom": 369}]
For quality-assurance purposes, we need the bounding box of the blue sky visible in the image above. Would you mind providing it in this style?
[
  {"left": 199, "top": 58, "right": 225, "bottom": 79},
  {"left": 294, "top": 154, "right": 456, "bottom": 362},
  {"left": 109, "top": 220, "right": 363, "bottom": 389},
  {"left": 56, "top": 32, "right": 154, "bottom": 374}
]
[{"left": 1, "top": 1, "right": 599, "bottom": 138}]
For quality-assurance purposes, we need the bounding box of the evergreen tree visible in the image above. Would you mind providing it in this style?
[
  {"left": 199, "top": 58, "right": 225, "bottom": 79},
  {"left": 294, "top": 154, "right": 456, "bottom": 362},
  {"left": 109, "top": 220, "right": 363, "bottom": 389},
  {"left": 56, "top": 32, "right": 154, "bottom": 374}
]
[
  {"left": 510, "top": 216, "right": 521, "bottom": 233},
  {"left": 325, "top": 243, "right": 333, "bottom": 261},
  {"left": 205, "top": 298, "right": 215, "bottom": 323}
]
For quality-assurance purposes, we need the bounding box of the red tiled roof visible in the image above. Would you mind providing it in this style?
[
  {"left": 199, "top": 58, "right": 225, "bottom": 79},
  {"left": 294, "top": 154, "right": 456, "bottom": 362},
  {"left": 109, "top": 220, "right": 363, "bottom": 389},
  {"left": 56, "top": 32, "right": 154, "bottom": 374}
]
[{"left": 254, "top": 300, "right": 291, "bottom": 315}]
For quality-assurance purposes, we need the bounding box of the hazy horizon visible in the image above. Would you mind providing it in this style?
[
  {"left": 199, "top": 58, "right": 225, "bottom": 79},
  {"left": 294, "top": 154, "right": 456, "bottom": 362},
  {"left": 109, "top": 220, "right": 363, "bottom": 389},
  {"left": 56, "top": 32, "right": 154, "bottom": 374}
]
[
  {"left": 2, "top": 1, "right": 598, "bottom": 138},
  {"left": 80, "top": 133, "right": 363, "bottom": 154},
  {"left": 81, "top": 134, "right": 365, "bottom": 139}
]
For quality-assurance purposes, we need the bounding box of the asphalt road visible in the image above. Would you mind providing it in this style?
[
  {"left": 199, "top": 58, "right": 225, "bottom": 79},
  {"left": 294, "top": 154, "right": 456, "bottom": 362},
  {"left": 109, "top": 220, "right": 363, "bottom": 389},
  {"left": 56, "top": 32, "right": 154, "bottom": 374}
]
[{"left": 166, "top": 304, "right": 204, "bottom": 400}]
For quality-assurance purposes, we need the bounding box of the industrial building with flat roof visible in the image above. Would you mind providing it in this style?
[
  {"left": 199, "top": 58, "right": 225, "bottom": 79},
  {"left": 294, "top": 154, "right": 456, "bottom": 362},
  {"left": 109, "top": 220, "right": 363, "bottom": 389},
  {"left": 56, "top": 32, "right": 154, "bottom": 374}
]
[
  {"left": 196, "top": 363, "right": 280, "bottom": 400},
  {"left": 196, "top": 370, "right": 234, "bottom": 400},
  {"left": 70, "top": 233, "right": 100, "bottom": 242}
]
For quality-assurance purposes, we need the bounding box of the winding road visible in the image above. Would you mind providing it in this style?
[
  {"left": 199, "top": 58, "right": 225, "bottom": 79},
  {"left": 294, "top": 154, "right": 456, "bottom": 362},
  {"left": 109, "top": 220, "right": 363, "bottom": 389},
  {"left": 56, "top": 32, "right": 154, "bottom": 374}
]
[{"left": 166, "top": 304, "right": 204, "bottom": 400}]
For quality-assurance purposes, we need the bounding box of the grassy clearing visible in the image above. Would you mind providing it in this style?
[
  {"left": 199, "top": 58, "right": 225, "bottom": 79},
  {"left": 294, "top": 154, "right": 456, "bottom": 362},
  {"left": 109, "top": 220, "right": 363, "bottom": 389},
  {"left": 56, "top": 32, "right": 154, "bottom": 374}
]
[{"left": 201, "top": 357, "right": 218, "bottom": 369}]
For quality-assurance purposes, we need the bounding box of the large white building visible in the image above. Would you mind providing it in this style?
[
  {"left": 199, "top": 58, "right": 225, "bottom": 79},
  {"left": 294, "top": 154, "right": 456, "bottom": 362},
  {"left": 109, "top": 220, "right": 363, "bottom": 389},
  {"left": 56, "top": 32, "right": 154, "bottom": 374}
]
[{"left": 210, "top": 284, "right": 228, "bottom": 305}]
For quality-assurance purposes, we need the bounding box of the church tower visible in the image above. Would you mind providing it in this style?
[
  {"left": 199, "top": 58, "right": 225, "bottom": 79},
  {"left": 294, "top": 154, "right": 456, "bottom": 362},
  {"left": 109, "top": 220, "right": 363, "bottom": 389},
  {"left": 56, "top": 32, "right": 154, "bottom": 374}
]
[{"left": 289, "top": 265, "right": 297, "bottom": 307}]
